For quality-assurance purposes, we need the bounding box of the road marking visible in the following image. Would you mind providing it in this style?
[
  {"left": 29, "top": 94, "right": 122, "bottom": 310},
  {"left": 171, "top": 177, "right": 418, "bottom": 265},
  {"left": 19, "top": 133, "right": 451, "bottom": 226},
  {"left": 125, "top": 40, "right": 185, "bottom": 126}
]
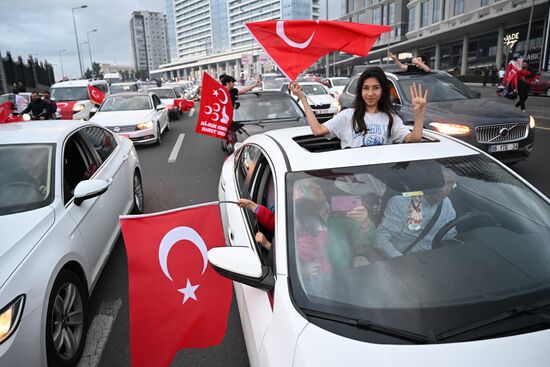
[
  {"left": 77, "top": 298, "right": 122, "bottom": 367},
  {"left": 168, "top": 133, "right": 186, "bottom": 163},
  {"left": 189, "top": 108, "right": 195, "bottom": 117}
]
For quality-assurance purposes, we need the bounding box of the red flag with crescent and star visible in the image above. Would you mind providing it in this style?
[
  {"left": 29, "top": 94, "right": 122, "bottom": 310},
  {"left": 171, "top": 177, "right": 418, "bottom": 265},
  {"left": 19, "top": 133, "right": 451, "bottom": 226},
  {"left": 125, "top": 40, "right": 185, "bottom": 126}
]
[
  {"left": 246, "top": 20, "right": 391, "bottom": 80},
  {"left": 173, "top": 98, "right": 195, "bottom": 112},
  {"left": 120, "top": 203, "right": 232, "bottom": 367},
  {"left": 88, "top": 85, "right": 105, "bottom": 105},
  {"left": 196, "top": 72, "right": 233, "bottom": 140}
]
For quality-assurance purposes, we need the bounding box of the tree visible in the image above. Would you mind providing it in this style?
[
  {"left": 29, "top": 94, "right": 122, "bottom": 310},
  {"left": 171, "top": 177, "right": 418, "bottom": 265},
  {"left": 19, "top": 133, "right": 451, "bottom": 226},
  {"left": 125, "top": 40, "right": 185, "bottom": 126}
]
[
  {"left": 84, "top": 68, "right": 93, "bottom": 79},
  {"left": 92, "top": 62, "right": 103, "bottom": 79},
  {"left": 121, "top": 70, "right": 129, "bottom": 81},
  {"left": 135, "top": 69, "right": 149, "bottom": 81}
]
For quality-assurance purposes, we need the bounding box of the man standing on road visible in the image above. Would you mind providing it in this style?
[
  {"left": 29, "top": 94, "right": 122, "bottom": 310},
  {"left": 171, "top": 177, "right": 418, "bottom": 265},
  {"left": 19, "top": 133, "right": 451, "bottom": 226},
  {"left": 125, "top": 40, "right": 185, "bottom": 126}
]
[
  {"left": 498, "top": 67, "right": 506, "bottom": 85},
  {"left": 515, "top": 61, "right": 536, "bottom": 112}
]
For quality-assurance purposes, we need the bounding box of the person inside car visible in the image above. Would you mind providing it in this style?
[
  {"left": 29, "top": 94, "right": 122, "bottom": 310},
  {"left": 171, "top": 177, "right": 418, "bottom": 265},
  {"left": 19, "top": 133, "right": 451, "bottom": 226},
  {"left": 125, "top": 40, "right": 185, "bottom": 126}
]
[
  {"left": 388, "top": 52, "right": 431, "bottom": 73},
  {"left": 373, "top": 167, "right": 458, "bottom": 259},
  {"left": 289, "top": 67, "right": 427, "bottom": 149}
]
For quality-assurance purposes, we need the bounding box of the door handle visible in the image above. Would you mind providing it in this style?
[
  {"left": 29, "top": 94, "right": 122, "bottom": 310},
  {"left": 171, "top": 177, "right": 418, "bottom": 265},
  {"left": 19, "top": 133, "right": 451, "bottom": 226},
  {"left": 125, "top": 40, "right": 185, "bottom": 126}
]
[
  {"left": 227, "top": 227, "right": 235, "bottom": 246},
  {"left": 122, "top": 154, "right": 129, "bottom": 163}
]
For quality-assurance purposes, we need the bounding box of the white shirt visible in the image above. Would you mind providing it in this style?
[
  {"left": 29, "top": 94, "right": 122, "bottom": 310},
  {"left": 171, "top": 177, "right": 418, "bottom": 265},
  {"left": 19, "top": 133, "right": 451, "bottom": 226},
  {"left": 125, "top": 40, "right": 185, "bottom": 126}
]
[
  {"left": 498, "top": 70, "right": 506, "bottom": 79},
  {"left": 323, "top": 108, "right": 411, "bottom": 148}
]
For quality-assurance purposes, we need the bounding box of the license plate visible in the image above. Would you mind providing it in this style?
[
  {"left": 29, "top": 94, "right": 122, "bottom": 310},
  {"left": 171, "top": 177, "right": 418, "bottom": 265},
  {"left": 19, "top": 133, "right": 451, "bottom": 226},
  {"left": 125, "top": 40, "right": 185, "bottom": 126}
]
[
  {"left": 314, "top": 109, "right": 329, "bottom": 114},
  {"left": 488, "top": 143, "right": 518, "bottom": 152}
]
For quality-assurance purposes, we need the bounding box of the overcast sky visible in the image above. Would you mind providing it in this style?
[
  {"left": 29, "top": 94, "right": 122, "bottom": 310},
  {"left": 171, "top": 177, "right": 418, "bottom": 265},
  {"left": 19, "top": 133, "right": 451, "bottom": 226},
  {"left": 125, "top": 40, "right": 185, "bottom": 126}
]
[{"left": 0, "top": 0, "right": 166, "bottom": 80}]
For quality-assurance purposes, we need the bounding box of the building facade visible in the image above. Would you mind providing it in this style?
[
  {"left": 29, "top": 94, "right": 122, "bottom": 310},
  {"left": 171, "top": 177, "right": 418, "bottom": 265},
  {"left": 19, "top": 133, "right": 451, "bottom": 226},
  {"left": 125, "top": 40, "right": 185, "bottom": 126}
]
[
  {"left": 152, "top": 0, "right": 324, "bottom": 80},
  {"left": 165, "top": 0, "right": 178, "bottom": 62},
  {"left": 130, "top": 11, "right": 170, "bottom": 75}
]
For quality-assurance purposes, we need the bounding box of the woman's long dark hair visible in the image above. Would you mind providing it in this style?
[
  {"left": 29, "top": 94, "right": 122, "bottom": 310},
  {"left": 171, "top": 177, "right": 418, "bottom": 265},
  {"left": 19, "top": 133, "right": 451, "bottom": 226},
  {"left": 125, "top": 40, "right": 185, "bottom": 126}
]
[{"left": 352, "top": 67, "right": 396, "bottom": 137}]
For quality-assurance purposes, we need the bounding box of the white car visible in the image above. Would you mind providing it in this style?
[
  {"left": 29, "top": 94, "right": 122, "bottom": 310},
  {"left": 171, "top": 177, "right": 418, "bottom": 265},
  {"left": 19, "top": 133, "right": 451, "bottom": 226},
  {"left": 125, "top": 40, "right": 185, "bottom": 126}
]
[
  {"left": 210, "top": 126, "right": 550, "bottom": 366},
  {"left": 148, "top": 87, "right": 183, "bottom": 121},
  {"left": 324, "top": 77, "right": 350, "bottom": 97},
  {"left": 50, "top": 79, "right": 110, "bottom": 121},
  {"left": 0, "top": 120, "right": 143, "bottom": 366},
  {"left": 90, "top": 92, "right": 170, "bottom": 145},
  {"left": 284, "top": 82, "right": 337, "bottom": 122}
]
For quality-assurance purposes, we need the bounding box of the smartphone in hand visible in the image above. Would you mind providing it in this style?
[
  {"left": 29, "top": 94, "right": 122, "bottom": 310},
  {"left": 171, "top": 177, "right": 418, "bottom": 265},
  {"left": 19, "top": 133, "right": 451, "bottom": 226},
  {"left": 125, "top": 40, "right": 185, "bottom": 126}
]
[{"left": 331, "top": 195, "right": 362, "bottom": 212}]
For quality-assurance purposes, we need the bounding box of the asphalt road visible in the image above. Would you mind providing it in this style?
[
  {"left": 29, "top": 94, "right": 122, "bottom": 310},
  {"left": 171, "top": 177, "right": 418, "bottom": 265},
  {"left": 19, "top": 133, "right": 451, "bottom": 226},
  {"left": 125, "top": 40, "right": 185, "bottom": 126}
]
[{"left": 85, "top": 92, "right": 550, "bottom": 367}]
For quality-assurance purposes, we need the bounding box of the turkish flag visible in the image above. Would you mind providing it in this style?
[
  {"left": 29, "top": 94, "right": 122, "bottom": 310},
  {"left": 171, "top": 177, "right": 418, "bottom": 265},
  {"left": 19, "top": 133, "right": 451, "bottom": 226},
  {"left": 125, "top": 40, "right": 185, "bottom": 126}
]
[
  {"left": 246, "top": 20, "right": 391, "bottom": 80},
  {"left": 195, "top": 72, "right": 233, "bottom": 140},
  {"left": 174, "top": 98, "right": 195, "bottom": 112},
  {"left": 120, "top": 203, "right": 232, "bottom": 367},
  {"left": 88, "top": 85, "right": 105, "bottom": 105},
  {"left": 0, "top": 101, "right": 11, "bottom": 123}
]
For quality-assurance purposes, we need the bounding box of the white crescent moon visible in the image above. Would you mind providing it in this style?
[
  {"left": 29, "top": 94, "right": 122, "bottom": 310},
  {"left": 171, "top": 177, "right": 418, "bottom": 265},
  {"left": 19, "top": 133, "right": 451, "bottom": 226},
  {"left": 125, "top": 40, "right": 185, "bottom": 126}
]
[
  {"left": 211, "top": 112, "right": 219, "bottom": 122},
  {"left": 213, "top": 103, "right": 221, "bottom": 112},
  {"left": 158, "top": 226, "right": 208, "bottom": 282},
  {"left": 276, "top": 21, "right": 315, "bottom": 49},
  {"left": 218, "top": 88, "right": 228, "bottom": 104},
  {"left": 204, "top": 106, "right": 212, "bottom": 114}
]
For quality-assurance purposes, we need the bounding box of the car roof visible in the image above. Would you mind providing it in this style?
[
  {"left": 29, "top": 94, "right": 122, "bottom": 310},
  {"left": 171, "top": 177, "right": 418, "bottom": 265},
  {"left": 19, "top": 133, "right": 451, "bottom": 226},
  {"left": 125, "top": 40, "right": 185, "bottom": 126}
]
[
  {"left": 105, "top": 92, "right": 151, "bottom": 97},
  {"left": 0, "top": 120, "right": 97, "bottom": 144},
  {"left": 259, "top": 127, "right": 478, "bottom": 172},
  {"left": 149, "top": 87, "right": 175, "bottom": 90},
  {"left": 51, "top": 79, "right": 107, "bottom": 88},
  {"left": 239, "top": 91, "right": 293, "bottom": 100},
  {"left": 111, "top": 82, "right": 138, "bottom": 86}
]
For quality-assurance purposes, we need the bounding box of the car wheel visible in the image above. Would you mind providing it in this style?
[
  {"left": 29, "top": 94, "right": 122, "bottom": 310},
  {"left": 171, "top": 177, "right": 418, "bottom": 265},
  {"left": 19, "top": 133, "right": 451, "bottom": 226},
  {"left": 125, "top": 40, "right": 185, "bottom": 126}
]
[
  {"left": 155, "top": 123, "right": 162, "bottom": 145},
  {"left": 546, "top": 88, "right": 550, "bottom": 97},
  {"left": 46, "top": 269, "right": 88, "bottom": 367},
  {"left": 131, "top": 170, "right": 144, "bottom": 214}
]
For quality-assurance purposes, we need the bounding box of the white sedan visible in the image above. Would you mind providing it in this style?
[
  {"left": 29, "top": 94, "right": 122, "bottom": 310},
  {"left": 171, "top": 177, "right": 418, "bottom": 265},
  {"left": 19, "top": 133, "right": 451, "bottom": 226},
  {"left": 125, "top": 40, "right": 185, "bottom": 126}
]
[
  {"left": 148, "top": 87, "right": 183, "bottom": 121},
  {"left": 90, "top": 92, "right": 170, "bottom": 145},
  {"left": 284, "top": 82, "right": 338, "bottom": 122},
  {"left": 0, "top": 120, "right": 143, "bottom": 366},
  {"left": 210, "top": 126, "right": 550, "bottom": 366}
]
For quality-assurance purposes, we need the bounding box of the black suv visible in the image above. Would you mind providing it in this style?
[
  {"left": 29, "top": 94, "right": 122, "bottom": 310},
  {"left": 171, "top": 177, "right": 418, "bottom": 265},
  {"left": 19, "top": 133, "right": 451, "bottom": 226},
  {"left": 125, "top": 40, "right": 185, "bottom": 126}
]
[{"left": 339, "top": 67, "right": 535, "bottom": 164}]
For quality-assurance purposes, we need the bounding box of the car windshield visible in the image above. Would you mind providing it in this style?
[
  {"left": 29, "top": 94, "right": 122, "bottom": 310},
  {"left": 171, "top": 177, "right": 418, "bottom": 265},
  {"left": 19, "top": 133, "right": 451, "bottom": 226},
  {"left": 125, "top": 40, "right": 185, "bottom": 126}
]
[
  {"left": 99, "top": 96, "right": 151, "bottom": 112},
  {"left": 302, "top": 84, "right": 328, "bottom": 95},
  {"left": 331, "top": 78, "right": 349, "bottom": 86},
  {"left": 0, "top": 144, "right": 54, "bottom": 215},
  {"left": 263, "top": 80, "right": 284, "bottom": 90},
  {"left": 397, "top": 74, "right": 478, "bottom": 102},
  {"left": 51, "top": 87, "right": 89, "bottom": 101},
  {"left": 110, "top": 84, "right": 138, "bottom": 94},
  {"left": 151, "top": 89, "right": 176, "bottom": 98},
  {"left": 233, "top": 95, "right": 304, "bottom": 122},
  {"left": 287, "top": 154, "right": 550, "bottom": 343}
]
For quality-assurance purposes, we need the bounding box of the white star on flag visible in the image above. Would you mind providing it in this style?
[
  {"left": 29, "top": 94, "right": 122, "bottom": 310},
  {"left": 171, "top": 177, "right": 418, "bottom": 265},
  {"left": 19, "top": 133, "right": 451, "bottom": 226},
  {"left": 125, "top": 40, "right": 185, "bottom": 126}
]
[
  {"left": 178, "top": 279, "right": 200, "bottom": 304},
  {"left": 213, "top": 90, "right": 219, "bottom": 97}
]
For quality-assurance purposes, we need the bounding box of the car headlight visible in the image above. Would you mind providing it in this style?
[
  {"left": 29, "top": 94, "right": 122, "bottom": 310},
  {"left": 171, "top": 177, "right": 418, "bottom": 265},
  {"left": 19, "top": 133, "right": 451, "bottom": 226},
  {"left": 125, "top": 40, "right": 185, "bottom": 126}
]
[
  {"left": 429, "top": 122, "right": 471, "bottom": 135},
  {"left": 72, "top": 103, "right": 85, "bottom": 112},
  {"left": 529, "top": 115, "right": 536, "bottom": 128},
  {"left": 0, "top": 295, "right": 25, "bottom": 344},
  {"left": 136, "top": 121, "right": 153, "bottom": 130}
]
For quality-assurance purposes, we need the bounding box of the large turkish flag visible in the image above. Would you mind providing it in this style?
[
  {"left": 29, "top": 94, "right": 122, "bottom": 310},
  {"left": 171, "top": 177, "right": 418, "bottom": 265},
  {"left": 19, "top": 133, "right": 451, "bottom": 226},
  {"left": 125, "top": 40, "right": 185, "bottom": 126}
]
[
  {"left": 196, "top": 72, "right": 233, "bottom": 140},
  {"left": 246, "top": 20, "right": 391, "bottom": 80},
  {"left": 120, "top": 203, "right": 232, "bottom": 367}
]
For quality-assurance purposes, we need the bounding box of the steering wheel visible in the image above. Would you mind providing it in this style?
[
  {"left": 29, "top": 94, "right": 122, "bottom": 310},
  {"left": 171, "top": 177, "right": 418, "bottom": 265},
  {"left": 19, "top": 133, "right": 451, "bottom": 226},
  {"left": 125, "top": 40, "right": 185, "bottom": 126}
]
[
  {"left": 2, "top": 181, "right": 39, "bottom": 191},
  {"left": 432, "top": 211, "right": 498, "bottom": 249}
]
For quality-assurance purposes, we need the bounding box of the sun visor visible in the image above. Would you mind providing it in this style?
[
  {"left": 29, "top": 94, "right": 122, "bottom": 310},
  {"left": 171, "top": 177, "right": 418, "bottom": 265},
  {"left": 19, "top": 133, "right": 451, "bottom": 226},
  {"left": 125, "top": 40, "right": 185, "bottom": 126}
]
[{"left": 386, "top": 161, "right": 445, "bottom": 193}]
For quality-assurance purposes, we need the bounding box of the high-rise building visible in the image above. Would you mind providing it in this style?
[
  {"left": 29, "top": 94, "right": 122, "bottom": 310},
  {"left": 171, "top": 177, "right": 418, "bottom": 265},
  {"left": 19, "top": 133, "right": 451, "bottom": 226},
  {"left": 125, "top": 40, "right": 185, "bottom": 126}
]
[
  {"left": 165, "top": 0, "right": 177, "bottom": 62},
  {"left": 130, "top": 11, "right": 170, "bottom": 74}
]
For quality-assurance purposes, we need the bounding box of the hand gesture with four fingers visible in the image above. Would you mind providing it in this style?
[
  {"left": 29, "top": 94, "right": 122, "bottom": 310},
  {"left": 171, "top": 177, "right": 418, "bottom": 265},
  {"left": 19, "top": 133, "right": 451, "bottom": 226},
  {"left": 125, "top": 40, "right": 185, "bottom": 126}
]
[{"left": 410, "top": 82, "right": 429, "bottom": 116}]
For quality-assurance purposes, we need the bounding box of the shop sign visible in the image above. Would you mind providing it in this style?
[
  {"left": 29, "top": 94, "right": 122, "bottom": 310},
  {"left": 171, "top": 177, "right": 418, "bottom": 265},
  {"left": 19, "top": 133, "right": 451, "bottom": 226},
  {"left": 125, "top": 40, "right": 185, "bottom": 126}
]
[
  {"left": 504, "top": 32, "right": 520, "bottom": 48},
  {"left": 259, "top": 53, "right": 270, "bottom": 65},
  {"left": 241, "top": 54, "right": 253, "bottom": 65}
]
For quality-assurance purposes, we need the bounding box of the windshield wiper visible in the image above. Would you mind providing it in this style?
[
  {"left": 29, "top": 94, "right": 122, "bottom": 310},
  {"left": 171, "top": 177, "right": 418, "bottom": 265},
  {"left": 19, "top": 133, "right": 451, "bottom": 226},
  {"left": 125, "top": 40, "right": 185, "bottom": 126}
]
[
  {"left": 302, "top": 308, "right": 434, "bottom": 344},
  {"left": 436, "top": 298, "right": 550, "bottom": 341}
]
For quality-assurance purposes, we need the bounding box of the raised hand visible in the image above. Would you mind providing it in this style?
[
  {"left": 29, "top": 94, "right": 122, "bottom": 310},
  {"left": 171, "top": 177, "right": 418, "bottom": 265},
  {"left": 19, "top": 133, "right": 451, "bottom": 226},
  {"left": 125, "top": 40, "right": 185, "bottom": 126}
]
[
  {"left": 388, "top": 51, "right": 396, "bottom": 60},
  {"left": 288, "top": 81, "right": 305, "bottom": 99},
  {"left": 238, "top": 198, "right": 258, "bottom": 211},
  {"left": 410, "top": 82, "right": 428, "bottom": 115}
]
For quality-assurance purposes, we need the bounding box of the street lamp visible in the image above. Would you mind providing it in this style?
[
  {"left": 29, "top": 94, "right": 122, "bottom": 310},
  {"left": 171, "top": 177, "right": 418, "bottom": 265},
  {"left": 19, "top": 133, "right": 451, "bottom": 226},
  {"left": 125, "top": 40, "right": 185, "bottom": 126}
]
[
  {"left": 58, "top": 49, "right": 67, "bottom": 80},
  {"left": 72, "top": 5, "right": 88, "bottom": 78},
  {"left": 87, "top": 29, "right": 97, "bottom": 74},
  {"left": 80, "top": 42, "right": 88, "bottom": 74}
]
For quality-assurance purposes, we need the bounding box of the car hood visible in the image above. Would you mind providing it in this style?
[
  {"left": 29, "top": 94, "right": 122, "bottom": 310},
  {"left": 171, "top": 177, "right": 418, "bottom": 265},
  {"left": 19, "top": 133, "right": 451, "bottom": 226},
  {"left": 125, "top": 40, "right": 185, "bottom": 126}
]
[
  {"left": 306, "top": 94, "right": 334, "bottom": 105},
  {"left": 422, "top": 99, "right": 529, "bottom": 124},
  {"left": 0, "top": 206, "right": 55, "bottom": 289},
  {"left": 91, "top": 110, "right": 153, "bottom": 127},
  {"left": 235, "top": 118, "right": 306, "bottom": 140},
  {"left": 293, "top": 322, "right": 550, "bottom": 366}
]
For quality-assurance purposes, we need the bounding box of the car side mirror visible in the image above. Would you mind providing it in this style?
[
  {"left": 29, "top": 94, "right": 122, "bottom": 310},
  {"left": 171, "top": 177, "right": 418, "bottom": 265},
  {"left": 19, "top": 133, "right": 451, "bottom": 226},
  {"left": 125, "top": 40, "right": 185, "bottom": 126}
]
[
  {"left": 156, "top": 104, "right": 166, "bottom": 111},
  {"left": 74, "top": 179, "right": 110, "bottom": 206},
  {"left": 208, "top": 247, "right": 274, "bottom": 292}
]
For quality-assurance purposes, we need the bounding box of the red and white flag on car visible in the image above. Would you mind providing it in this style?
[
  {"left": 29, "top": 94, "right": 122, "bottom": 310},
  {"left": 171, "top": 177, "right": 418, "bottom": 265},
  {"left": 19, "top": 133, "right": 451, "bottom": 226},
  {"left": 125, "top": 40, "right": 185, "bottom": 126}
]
[
  {"left": 88, "top": 85, "right": 105, "bottom": 105},
  {"left": 173, "top": 98, "right": 195, "bottom": 112},
  {"left": 246, "top": 20, "right": 391, "bottom": 80},
  {"left": 195, "top": 72, "right": 233, "bottom": 140},
  {"left": 120, "top": 203, "right": 232, "bottom": 367}
]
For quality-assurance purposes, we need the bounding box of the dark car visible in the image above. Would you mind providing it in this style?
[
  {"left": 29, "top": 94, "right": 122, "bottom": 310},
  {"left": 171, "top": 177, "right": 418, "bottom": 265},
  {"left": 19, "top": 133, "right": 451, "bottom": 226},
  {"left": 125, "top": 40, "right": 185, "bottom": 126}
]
[
  {"left": 530, "top": 72, "right": 550, "bottom": 97},
  {"left": 222, "top": 91, "right": 307, "bottom": 152},
  {"left": 339, "top": 68, "right": 535, "bottom": 164}
]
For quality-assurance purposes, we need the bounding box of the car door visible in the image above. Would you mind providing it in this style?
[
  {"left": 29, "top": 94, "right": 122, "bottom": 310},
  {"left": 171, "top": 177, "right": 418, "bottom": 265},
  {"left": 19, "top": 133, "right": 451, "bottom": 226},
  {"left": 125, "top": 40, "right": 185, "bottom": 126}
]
[
  {"left": 152, "top": 94, "right": 168, "bottom": 131},
  {"left": 225, "top": 145, "right": 277, "bottom": 366}
]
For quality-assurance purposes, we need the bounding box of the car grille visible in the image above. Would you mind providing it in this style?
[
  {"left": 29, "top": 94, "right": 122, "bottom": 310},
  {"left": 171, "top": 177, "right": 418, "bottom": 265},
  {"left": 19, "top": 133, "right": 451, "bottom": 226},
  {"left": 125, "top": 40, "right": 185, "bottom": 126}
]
[
  {"left": 107, "top": 126, "right": 137, "bottom": 133},
  {"left": 311, "top": 103, "right": 331, "bottom": 109},
  {"left": 475, "top": 123, "right": 528, "bottom": 143}
]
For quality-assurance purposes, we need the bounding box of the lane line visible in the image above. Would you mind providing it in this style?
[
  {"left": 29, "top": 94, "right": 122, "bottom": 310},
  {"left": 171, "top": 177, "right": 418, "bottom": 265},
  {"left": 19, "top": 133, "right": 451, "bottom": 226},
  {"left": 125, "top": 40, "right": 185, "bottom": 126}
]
[
  {"left": 77, "top": 298, "right": 122, "bottom": 367},
  {"left": 168, "top": 133, "right": 186, "bottom": 163},
  {"left": 189, "top": 108, "right": 195, "bottom": 117}
]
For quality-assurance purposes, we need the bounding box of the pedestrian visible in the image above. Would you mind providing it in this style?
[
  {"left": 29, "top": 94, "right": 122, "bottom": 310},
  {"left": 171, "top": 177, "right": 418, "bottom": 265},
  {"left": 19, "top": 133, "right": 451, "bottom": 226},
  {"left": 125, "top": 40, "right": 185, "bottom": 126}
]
[
  {"left": 498, "top": 66, "right": 506, "bottom": 85},
  {"left": 515, "top": 61, "right": 537, "bottom": 112},
  {"left": 388, "top": 51, "right": 430, "bottom": 72},
  {"left": 42, "top": 91, "right": 57, "bottom": 118},
  {"left": 289, "top": 66, "right": 427, "bottom": 149},
  {"left": 482, "top": 68, "right": 488, "bottom": 87},
  {"left": 490, "top": 65, "right": 498, "bottom": 86},
  {"left": 17, "top": 81, "right": 26, "bottom": 92}
]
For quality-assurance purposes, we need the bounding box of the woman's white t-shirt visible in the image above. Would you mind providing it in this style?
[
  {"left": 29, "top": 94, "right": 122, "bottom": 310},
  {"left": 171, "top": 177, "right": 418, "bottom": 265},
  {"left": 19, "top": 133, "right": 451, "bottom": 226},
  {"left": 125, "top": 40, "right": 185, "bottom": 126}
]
[{"left": 323, "top": 108, "right": 410, "bottom": 148}]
